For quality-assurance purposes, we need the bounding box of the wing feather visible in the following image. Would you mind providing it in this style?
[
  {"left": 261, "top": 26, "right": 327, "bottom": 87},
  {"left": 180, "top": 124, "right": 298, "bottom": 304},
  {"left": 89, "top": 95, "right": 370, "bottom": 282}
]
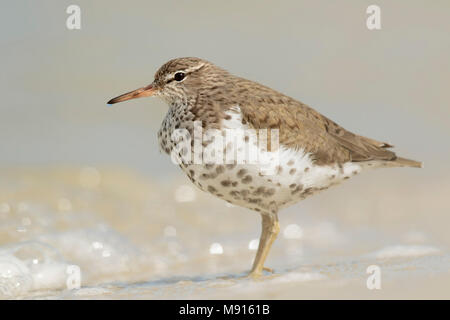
[{"left": 233, "top": 79, "right": 396, "bottom": 165}]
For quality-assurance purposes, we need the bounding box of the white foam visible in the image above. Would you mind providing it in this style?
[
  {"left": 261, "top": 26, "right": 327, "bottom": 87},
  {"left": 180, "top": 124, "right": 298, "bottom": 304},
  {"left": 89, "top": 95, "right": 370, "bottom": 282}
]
[
  {"left": 30, "top": 261, "right": 68, "bottom": 291},
  {"left": 270, "top": 272, "right": 326, "bottom": 284},
  {"left": 0, "top": 254, "right": 33, "bottom": 297},
  {"left": 38, "top": 226, "right": 143, "bottom": 279},
  {"left": 73, "top": 287, "right": 112, "bottom": 296},
  {"left": 0, "top": 242, "right": 70, "bottom": 298},
  {"left": 369, "top": 245, "right": 440, "bottom": 259},
  {"left": 0, "top": 222, "right": 153, "bottom": 298}
]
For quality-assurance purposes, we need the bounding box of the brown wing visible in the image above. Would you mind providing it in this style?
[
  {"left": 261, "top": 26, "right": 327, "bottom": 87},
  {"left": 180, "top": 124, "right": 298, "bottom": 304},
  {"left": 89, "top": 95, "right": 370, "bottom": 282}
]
[{"left": 235, "top": 80, "right": 396, "bottom": 165}]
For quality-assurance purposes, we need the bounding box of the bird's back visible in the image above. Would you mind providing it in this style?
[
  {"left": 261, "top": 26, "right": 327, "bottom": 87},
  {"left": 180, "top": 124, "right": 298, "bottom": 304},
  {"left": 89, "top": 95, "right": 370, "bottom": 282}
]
[{"left": 226, "top": 76, "right": 421, "bottom": 168}]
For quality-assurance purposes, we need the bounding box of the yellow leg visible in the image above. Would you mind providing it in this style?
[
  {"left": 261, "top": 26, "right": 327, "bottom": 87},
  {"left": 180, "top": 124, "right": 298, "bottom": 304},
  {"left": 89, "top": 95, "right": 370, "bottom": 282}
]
[{"left": 248, "top": 213, "right": 280, "bottom": 278}]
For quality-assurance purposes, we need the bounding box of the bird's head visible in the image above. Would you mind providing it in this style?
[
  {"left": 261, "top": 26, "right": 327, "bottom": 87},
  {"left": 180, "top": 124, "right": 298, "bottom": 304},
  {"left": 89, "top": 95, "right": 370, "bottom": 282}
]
[{"left": 107, "top": 57, "right": 226, "bottom": 106}]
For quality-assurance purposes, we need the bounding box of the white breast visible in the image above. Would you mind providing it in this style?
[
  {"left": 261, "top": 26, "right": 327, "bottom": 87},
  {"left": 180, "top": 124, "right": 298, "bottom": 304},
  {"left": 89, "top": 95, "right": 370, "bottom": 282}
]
[{"left": 172, "top": 106, "right": 365, "bottom": 213}]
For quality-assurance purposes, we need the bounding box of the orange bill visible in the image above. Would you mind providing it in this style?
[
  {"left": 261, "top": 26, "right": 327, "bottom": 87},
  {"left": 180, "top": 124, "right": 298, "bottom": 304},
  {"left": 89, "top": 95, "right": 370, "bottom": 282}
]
[{"left": 107, "top": 84, "right": 157, "bottom": 105}]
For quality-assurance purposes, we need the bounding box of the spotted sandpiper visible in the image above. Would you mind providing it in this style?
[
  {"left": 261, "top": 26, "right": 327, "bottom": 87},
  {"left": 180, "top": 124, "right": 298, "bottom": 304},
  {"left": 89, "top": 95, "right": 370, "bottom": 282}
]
[{"left": 108, "top": 57, "right": 422, "bottom": 277}]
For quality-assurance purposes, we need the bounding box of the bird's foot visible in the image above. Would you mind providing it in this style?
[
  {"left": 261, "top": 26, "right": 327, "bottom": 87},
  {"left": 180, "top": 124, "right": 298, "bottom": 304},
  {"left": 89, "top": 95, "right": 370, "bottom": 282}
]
[
  {"left": 263, "top": 266, "right": 274, "bottom": 273},
  {"left": 246, "top": 271, "right": 261, "bottom": 279},
  {"left": 245, "top": 266, "right": 274, "bottom": 279}
]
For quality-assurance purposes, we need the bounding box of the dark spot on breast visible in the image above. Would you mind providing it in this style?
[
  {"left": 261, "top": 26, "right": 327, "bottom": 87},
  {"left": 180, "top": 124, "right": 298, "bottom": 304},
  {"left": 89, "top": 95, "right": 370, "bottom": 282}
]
[
  {"left": 253, "top": 187, "right": 265, "bottom": 195},
  {"left": 242, "top": 175, "right": 252, "bottom": 184},
  {"left": 248, "top": 198, "right": 262, "bottom": 204},
  {"left": 226, "top": 163, "right": 236, "bottom": 170},
  {"left": 216, "top": 165, "right": 225, "bottom": 174},
  {"left": 229, "top": 190, "right": 241, "bottom": 199},
  {"left": 209, "top": 172, "right": 218, "bottom": 179},
  {"left": 220, "top": 180, "right": 231, "bottom": 187},
  {"left": 291, "top": 184, "right": 304, "bottom": 195},
  {"left": 237, "top": 169, "right": 247, "bottom": 178},
  {"left": 207, "top": 186, "right": 217, "bottom": 193},
  {"left": 205, "top": 163, "right": 214, "bottom": 170},
  {"left": 303, "top": 187, "right": 316, "bottom": 195},
  {"left": 287, "top": 160, "right": 294, "bottom": 166},
  {"left": 200, "top": 173, "right": 209, "bottom": 180},
  {"left": 289, "top": 168, "right": 296, "bottom": 175},
  {"left": 240, "top": 189, "right": 250, "bottom": 197},
  {"left": 304, "top": 167, "right": 310, "bottom": 172},
  {"left": 289, "top": 183, "right": 296, "bottom": 189}
]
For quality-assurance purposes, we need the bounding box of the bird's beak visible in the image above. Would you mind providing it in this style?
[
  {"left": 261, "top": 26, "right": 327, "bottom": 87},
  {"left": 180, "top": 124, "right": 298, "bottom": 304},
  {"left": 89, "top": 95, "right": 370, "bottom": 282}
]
[{"left": 107, "top": 84, "right": 157, "bottom": 105}]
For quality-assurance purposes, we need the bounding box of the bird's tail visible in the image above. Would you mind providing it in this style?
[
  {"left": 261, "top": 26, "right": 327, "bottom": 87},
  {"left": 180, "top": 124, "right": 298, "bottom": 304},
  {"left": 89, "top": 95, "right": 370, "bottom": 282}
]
[{"left": 392, "top": 157, "right": 423, "bottom": 168}]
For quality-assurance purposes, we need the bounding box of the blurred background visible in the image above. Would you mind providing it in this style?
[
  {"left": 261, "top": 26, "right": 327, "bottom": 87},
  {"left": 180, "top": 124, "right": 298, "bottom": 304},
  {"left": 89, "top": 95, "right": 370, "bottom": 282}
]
[{"left": 0, "top": 0, "right": 449, "bottom": 299}]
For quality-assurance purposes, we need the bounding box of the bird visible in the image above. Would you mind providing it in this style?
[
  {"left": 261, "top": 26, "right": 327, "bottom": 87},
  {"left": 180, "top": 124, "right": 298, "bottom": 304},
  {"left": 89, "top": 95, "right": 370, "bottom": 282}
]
[{"left": 107, "top": 57, "right": 422, "bottom": 278}]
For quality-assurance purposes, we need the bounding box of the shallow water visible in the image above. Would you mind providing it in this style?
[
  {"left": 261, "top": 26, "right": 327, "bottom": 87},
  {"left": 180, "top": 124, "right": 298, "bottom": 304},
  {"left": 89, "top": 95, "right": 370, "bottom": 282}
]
[
  {"left": 0, "top": 0, "right": 449, "bottom": 300},
  {"left": 0, "top": 167, "right": 448, "bottom": 299}
]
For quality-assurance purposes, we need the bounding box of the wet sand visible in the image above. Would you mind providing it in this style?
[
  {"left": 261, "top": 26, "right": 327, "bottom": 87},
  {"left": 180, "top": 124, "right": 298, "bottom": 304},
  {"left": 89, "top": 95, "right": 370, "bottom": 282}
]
[{"left": 0, "top": 167, "right": 448, "bottom": 299}]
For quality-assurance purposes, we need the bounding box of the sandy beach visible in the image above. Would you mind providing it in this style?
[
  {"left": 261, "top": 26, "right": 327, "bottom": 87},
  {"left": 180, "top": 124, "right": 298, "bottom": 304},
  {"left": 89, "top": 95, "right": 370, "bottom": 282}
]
[{"left": 1, "top": 167, "right": 449, "bottom": 299}]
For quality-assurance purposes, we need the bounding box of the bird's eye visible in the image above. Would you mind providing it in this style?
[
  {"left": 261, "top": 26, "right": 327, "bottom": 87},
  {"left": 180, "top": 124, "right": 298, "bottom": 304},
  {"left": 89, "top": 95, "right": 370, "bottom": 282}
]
[{"left": 174, "top": 72, "right": 185, "bottom": 82}]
